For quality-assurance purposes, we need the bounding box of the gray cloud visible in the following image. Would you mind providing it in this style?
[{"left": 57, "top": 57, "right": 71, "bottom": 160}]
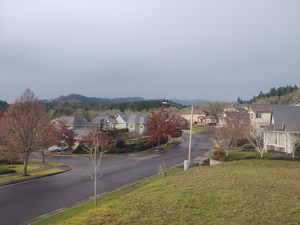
[{"left": 1, "top": 0, "right": 300, "bottom": 103}]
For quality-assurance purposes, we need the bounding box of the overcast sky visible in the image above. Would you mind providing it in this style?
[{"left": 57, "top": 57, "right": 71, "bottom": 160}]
[{"left": 1, "top": 0, "right": 299, "bottom": 104}]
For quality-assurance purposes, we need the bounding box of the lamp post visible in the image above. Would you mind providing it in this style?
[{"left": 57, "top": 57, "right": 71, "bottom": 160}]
[
  {"left": 162, "top": 102, "right": 193, "bottom": 168},
  {"left": 60, "top": 139, "right": 65, "bottom": 163}
]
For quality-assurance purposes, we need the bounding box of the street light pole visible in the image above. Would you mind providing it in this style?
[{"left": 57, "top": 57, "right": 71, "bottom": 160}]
[
  {"left": 188, "top": 106, "right": 193, "bottom": 168},
  {"left": 162, "top": 102, "right": 193, "bottom": 169}
]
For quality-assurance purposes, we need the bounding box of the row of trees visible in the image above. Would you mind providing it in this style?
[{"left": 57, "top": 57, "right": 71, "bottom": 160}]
[{"left": 237, "top": 84, "right": 299, "bottom": 104}]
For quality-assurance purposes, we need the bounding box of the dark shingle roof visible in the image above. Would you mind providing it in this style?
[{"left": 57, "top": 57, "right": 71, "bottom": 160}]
[
  {"left": 53, "top": 117, "right": 95, "bottom": 127},
  {"left": 270, "top": 106, "right": 300, "bottom": 131}
]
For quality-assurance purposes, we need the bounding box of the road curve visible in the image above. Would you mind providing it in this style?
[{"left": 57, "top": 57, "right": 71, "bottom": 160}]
[{"left": 0, "top": 133, "right": 213, "bottom": 225}]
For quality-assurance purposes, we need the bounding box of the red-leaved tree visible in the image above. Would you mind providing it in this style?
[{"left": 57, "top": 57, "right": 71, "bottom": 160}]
[
  {"left": 55, "top": 117, "right": 77, "bottom": 150},
  {"left": 143, "top": 106, "right": 182, "bottom": 146}
]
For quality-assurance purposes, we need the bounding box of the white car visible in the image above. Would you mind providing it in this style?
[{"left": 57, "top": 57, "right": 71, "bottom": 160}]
[{"left": 50, "top": 145, "right": 68, "bottom": 152}]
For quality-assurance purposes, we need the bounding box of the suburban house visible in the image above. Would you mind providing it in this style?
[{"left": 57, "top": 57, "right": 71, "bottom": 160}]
[
  {"left": 223, "top": 103, "right": 250, "bottom": 112},
  {"left": 180, "top": 109, "right": 218, "bottom": 125},
  {"left": 103, "top": 113, "right": 148, "bottom": 134},
  {"left": 92, "top": 115, "right": 114, "bottom": 129},
  {"left": 218, "top": 107, "right": 250, "bottom": 127},
  {"left": 289, "top": 98, "right": 300, "bottom": 106},
  {"left": 51, "top": 116, "right": 96, "bottom": 140},
  {"left": 248, "top": 104, "right": 281, "bottom": 130},
  {"left": 196, "top": 111, "right": 218, "bottom": 125},
  {"left": 263, "top": 106, "right": 300, "bottom": 154}
]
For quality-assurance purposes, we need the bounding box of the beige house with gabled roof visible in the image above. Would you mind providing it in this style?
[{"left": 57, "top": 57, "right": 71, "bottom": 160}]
[
  {"left": 180, "top": 109, "right": 218, "bottom": 125},
  {"left": 248, "top": 104, "right": 281, "bottom": 130}
]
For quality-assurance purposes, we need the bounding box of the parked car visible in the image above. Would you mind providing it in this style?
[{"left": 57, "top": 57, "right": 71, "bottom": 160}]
[{"left": 49, "top": 145, "right": 69, "bottom": 152}]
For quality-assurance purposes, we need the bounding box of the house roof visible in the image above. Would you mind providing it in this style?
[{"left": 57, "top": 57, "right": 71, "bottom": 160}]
[
  {"left": 52, "top": 117, "right": 95, "bottom": 127},
  {"left": 105, "top": 117, "right": 118, "bottom": 124},
  {"left": 180, "top": 109, "right": 208, "bottom": 115},
  {"left": 92, "top": 115, "right": 113, "bottom": 124},
  {"left": 127, "top": 114, "right": 148, "bottom": 124},
  {"left": 223, "top": 108, "right": 250, "bottom": 119},
  {"left": 268, "top": 106, "right": 300, "bottom": 131},
  {"left": 224, "top": 103, "right": 250, "bottom": 110},
  {"left": 116, "top": 114, "right": 130, "bottom": 122},
  {"left": 289, "top": 98, "right": 300, "bottom": 106},
  {"left": 249, "top": 104, "right": 280, "bottom": 113}
]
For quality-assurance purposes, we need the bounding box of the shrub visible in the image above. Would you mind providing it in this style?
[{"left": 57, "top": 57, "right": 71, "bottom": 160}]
[
  {"left": 295, "top": 142, "right": 300, "bottom": 157},
  {"left": 218, "top": 155, "right": 241, "bottom": 162},
  {"left": 270, "top": 154, "right": 283, "bottom": 160},
  {"left": 211, "top": 149, "right": 226, "bottom": 156},
  {"left": 211, "top": 155, "right": 222, "bottom": 160},
  {"left": 0, "top": 168, "right": 16, "bottom": 174},
  {"left": 106, "top": 148, "right": 127, "bottom": 154},
  {"left": 73, "top": 143, "right": 89, "bottom": 154},
  {"left": 133, "top": 141, "right": 145, "bottom": 152},
  {"left": 242, "top": 143, "right": 255, "bottom": 151},
  {"left": 0, "top": 154, "right": 22, "bottom": 165},
  {"left": 242, "top": 154, "right": 256, "bottom": 159},
  {"left": 116, "top": 140, "right": 125, "bottom": 149}
]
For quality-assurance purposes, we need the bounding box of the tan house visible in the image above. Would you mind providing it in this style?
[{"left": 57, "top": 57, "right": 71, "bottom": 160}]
[
  {"left": 180, "top": 109, "right": 218, "bottom": 125},
  {"left": 248, "top": 104, "right": 279, "bottom": 130}
]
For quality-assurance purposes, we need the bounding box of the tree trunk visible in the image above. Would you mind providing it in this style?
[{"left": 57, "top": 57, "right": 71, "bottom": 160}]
[
  {"left": 42, "top": 149, "right": 45, "bottom": 162},
  {"left": 23, "top": 153, "right": 29, "bottom": 176},
  {"left": 260, "top": 151, "right": 263, "bottom": 159},
  {"left": 94, "top": 165, "right": 97, "bottom": 207}
]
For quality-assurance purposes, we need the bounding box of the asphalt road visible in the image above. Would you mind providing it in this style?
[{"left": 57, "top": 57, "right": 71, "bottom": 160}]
[{"left": 0, "top": 133, "right": 214, "bottom": 225}]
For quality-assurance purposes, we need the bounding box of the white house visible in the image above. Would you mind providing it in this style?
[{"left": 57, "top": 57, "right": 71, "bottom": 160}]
[
  {"left": 103, "top": 113, "right": 148, "bottom": 134},
  {"left": 263, "top": 106, "right": 300, "bottom": 154}
]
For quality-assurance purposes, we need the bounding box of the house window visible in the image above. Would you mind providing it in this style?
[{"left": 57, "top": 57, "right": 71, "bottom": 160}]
[
  {"left": 251, "top": 114, "right": 253, "bottom": 119},
  {"left": 256, "top": 113, "right": 261, "bottom": 118}
]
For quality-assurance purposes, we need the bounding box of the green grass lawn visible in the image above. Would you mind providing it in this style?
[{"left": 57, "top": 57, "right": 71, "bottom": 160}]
[
  {"left": 191, "top": 126, "right": 204, "bottom": 133},
  {"left": 0, "top": 161, "right": 66, "bottom": 184},
  {"left": 0, "top": 164, "right": 40, "bottom": 174},
  {"left": 229, "top": 151, "right": 273, "bottom": 158},
  {"left": 37, "top": 159, "right": 300, "bottom": 225}
]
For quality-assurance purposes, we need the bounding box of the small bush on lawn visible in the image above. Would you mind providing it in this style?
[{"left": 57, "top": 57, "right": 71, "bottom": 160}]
[
  {"left": 270, "top": 154, "right": 283, "bottom": 160},
  {"left": 211, "top": 155, "right": 222, "bottom": 160},
  {"left": 242, "top": 143, "right": 255, "bottom": 151},
  {"left": 242, "top": 154, "right": 256, "bottom": 159},
  {"left": 73, "top": 143, "right": 89, "bottom": 154},
  {"left": 268, "top": 149, "right": 279, "bottom": 154},
  {"left": 211, "top": 149, "right": 226, "bottom": 156},
  {"left": 0, "top": 168, "right": 16, "bottom": 174},
  {"left": 106, "top": 148, "right": 127, "bottom": 154},
  {"left": 295, "top": 142, "right": 300, "bottom": 157},
  {"left": 133, "top": 141, "right": 145, "bottom": 152},
  {"left": 218, "top": 155, "right": 242, "bottom": 162},
  {"left": 116, "top": 140, "right": 125, "bottom": 149},
  {"left": 0, "top": 153, "right": 23, "bottom": 165}
]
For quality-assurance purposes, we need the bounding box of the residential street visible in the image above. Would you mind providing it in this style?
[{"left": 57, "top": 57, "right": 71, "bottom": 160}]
[{"left": 0, "top": 133, "right": 214, "bottom": 225}]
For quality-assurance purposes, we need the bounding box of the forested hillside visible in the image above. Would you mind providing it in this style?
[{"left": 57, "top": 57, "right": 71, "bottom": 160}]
[{"left": 238, "top": 85, "right": 299, "bottom": 104}]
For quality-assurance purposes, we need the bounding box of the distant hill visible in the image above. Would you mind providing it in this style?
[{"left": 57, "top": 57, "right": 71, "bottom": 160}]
[
  {"left": 42, "top": 94, "right": 210, "bottom": 106},
  {"left": 44, "top": 94, "right": 144, "bottom": 105},
  {"left": 169, "top": 99, "right": 211, "bottom": 106}
]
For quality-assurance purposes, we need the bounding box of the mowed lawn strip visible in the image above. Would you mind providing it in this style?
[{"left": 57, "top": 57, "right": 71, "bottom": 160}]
[
  {"left": 229, "top": 151, "right": 273, "bottom": 158},
  {"left": 0, "top": 161, "right": 66, "bottom": 184},
  {"left": 34, "top": 168, "right": 183, "bottom": 225},
  {"left": 50, "top": 160, "right": 300, "bottom": 224}
]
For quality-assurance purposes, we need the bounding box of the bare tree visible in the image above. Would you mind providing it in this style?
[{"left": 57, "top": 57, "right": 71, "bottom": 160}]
[
  {"left": 244, "top": 124, "right": 268, "bottom": 158},
  {"left": 83, "top": 128, "right": 112, "bottom": 207},
  {"left": 209, "top": 112, "right": 250, "bottom": 156},
  {"left": 0, "top": 89, "right": 57, "bottom": 175}
]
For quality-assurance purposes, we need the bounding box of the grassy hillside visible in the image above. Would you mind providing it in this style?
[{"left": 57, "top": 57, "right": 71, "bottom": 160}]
[
  {"left": 58, "top": 160, "right": 300, "bottom": 224},
  {"left": 253, "top": 89, "right": 300, "bottom": 104}
]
